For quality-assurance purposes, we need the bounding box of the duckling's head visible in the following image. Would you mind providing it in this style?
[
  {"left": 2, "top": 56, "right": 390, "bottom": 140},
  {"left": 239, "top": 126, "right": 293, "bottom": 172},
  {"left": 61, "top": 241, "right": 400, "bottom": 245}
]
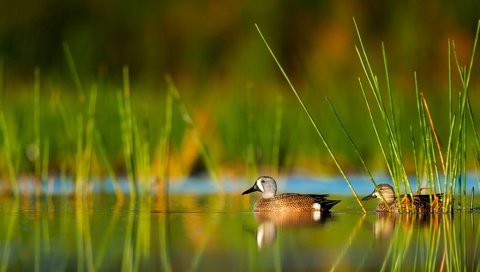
[
  {"left": 242, "top": 176, "right": 277, "bottom": 199},
  {"left": 362, "top": 183, "right": 395, "bottom": 204}
]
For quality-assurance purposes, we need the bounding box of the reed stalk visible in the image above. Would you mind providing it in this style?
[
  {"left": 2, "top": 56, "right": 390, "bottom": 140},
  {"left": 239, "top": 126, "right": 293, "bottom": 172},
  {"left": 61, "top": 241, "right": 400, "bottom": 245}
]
[
  {"left": 327, "top": 98, "right": 379, "bottom": 189},
  {"left": 74, "top": 86, "right": 97, "bottom": 198},
  {"left": 95, "top": 132, "right": 124, "bottom": 203},
  {"left": 272, "top": 94, "right": 283, "bottom": 177},
  {"left": 118, "top": 66, "right": 137, "bottom": 200},
  {"left": 33, "top": 67, "right": 41, "bottom": 197},
  {"left": 246, "top": 88, "right": 258, "bottom": 183},
  {"left": 0, "top": 58, "right": 3, "bottom": 95},
  {"left": 62, "top": 42, "right": 84, "bottom": 97},
  {"left": 352, "top": 18, "right": 480, "bottom": 213},
  {"left": 157, "top": 89, "right": 173, "bottom": 210},
  {"left": 255, "top": 23, "right": 366, "bottom": 213},
  {"left": 132, "top": 117, "right": 152, "bottom": 196},
  {"left": 165, "top": 75, "right": 222, "bottom": 193},
  {"left": 0, "top": 113, "right": 19, "bottom": 198},
  {"left": 354, "top": 18, "right": 415, "bottom": 210}
]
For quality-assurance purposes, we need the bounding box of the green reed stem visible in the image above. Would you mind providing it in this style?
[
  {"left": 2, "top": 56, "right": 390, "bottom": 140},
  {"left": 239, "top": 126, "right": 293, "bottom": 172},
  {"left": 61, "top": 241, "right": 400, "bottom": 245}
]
[
  {"left": 33, "top": 67, "right": 41, "bottom": 196},
  {"left": 62, "top": 42, "right": 84, "bottom": 97},
  {"left": 158, "top": 88, "right": 173, "bottom": 210},
  {"left": 119, "top": 66, "right": 137, "bottom": 200},
  {"left": 75, "top": 86, "right": 97, "bottom": 197},
  {"left": 165, "top": 75, "right": 222, "bottom": 192},
  {"left": 42, "top": 140, "right": 50, "bottom": 196},
  {"left": 255, "top": 23, "right": 366, "bottom": 213},
  {"left": 246, "top": 89, "right": 258, "bottom": 182},
  {"left": 0, "top": 113, "right": 19, "bottom": 198},
  {"left": 132, "top": 117, "right": 152, "bottom": 195},
  {"left": 95, "top": 131, "right": 124, "bottom": 202},
  {"left": 272, "top": 94, "right": 283, "bottom": 177},
  {"left": 326, "top": 98, "right": 378, "bottom": 188},
  {"left": 0, "top": 58, "right": 3, "bottom": 95},
  {"left": 354, "top": 18, "right": 412, "bottom": 204}
]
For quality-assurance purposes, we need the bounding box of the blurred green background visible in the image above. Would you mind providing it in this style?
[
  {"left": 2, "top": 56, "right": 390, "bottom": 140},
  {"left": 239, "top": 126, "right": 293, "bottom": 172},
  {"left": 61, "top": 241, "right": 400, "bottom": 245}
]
[{"left": 1, "top": 0, "right": 480, "bottom": 178}]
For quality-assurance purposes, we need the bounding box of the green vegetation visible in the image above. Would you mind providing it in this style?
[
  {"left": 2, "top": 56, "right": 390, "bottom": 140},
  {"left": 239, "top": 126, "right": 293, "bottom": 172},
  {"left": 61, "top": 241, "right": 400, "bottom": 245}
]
[
  {"left": 351, "top": 19, "right": 480, "bottom": 213},
  {"left": 0, "top": 11, "right": 480, "bottom": 215},
  {"left": 254, "top": 18, "right": 480, "bottom": 213}
]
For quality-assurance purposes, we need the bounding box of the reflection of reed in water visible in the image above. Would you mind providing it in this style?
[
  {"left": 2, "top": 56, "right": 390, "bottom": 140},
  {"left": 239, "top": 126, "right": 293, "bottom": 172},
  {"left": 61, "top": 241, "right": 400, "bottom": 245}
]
[{"left": 253, "top": 211, "right": 333, "bottom": 248}]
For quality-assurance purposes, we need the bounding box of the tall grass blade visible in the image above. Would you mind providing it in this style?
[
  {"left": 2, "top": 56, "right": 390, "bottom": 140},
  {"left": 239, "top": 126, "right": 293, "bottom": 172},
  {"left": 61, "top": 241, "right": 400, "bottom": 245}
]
[
  {"left": 354, "top": 18, "right": 412, "bottom": 203},
  {"left": 0, "top": 58, "right": 3, "bottom": 95},
  {"left": 157, "top": 88, "right": 173, "bottom": 210},
  {"left": 420, "top": 93, "right": 445, "bottom": 174},
  {"left": 165, "top": 75, "right": 223, "bottom": 193},
  {"left": 75, "top": 86, "right": 97, "bottom": 198},
  {"left": 62, "top": 42, "right": 85, "bottom": 97},
  {"left": 272, "top": 94, "right": 283, "bottom": 177},
  {"left": 0, "top": 113, "right": 19, "bottom": 198},
  {"left": 95, "top": 132, "right": 124, "bottom": 203},
  {"left": 118, "top": 66, "right": 137, "bottom": 200},
  {"left": 246, "top": 89, "right": 258, "bottom": 182},
  {"left": 326, "top": 98, "right": 378, "bottom": 188},
  {"left": 33, "top": 67, "right": 41, "bottom": 197},
  {"left": 255, "top": 23, "right": 366, "bottom": 213}
]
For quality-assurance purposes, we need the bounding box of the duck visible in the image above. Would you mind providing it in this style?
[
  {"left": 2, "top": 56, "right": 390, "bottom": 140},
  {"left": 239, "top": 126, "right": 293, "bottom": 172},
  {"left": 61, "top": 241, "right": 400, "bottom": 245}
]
[
  {"left": 362, "top": 183, "right": 443, "bottom": 213},
  {"left": 242, "top": 176, "right": 341, "bottom": 212}
]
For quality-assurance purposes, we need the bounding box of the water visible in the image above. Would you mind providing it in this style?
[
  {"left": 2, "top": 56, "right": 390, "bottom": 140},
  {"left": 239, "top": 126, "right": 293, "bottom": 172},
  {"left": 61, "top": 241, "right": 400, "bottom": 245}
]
[{"left": 1, "top": 177, "right": 480, "bottom": 271}]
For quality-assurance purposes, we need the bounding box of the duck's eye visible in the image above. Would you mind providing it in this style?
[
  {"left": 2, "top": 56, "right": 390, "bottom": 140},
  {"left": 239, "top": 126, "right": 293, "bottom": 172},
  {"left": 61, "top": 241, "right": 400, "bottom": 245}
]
[{"left": 261, "top": 179, "right": 265, "bottom": 183}]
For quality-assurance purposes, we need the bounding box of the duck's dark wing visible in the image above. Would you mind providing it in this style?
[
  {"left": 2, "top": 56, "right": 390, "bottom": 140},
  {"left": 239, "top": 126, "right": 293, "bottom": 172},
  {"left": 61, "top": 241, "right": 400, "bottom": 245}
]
[
  {"left": 416, "top": 193, "right": 443, "bottom": 203},
  {"left": 308, "top": 194, "right": 341, "bottom": 212},
  {"left": 401, "top": 193, "right": 443, "bottom": 212}
]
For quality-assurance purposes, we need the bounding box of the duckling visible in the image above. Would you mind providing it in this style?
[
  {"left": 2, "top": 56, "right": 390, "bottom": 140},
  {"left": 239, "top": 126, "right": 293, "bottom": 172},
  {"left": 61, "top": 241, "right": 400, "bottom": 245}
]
[{"left": 362, "top": 183, "right": 443, "bottom": 213}]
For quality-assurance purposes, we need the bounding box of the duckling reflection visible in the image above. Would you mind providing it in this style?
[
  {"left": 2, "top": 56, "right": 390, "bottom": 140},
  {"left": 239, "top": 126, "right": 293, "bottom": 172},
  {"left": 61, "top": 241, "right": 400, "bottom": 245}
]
[
  {"left": 372, "top": 213, "right": 397, "bottom": 240},
  {"left": 254, "top": 211, "right": 333, "bottom": 248},
  {"left": 370, "top": 213, "right": 442, "bottom": 240}
]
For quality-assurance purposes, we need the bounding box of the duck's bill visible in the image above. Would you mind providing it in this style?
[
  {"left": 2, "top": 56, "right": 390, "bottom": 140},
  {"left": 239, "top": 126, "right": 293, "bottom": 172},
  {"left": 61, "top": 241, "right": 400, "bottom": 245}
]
[
  {"left": 242, "top": 184, "right": 258, "bottom": 195},
  {"left": 361, "top": 193, "right": 376, "bottom": 201}
]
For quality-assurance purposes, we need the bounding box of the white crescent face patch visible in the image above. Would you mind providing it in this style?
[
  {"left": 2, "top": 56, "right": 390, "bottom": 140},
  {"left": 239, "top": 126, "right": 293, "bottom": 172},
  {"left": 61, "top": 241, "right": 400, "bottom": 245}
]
[{"left": 256, "top": 178, "right": 264, "bottom": 192}]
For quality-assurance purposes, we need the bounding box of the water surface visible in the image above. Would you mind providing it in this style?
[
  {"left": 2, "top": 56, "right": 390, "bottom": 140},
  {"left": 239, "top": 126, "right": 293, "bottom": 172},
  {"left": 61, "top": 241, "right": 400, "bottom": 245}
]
[{"left": 1, "top": 177, "right": 480, "bottom": 271}]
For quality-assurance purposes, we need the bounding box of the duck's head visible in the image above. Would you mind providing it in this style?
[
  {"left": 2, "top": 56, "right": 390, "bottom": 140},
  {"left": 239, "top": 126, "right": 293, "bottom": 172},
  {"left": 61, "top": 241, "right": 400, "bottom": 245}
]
[
  {"left": 242, "top": 176, "right": 277, "bottom": 199},
  {"left": 362, "top": 183, "right": 396, "bottom": 204}
]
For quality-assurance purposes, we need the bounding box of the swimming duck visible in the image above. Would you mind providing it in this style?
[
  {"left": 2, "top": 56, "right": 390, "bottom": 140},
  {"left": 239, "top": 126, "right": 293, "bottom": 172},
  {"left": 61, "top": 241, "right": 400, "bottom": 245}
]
[
  {"left": 362, "top": 183, "right": 443, "bottom": 213},
  {"left": 242, "top": 176, "right": 341, "bottom": 212}
]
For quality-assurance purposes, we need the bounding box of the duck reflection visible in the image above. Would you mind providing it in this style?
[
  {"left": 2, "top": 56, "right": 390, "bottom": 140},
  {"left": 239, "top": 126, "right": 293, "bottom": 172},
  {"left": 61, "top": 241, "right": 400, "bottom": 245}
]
[{"left": 253, "top": 211, "right": 333, "bottom": 248}]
